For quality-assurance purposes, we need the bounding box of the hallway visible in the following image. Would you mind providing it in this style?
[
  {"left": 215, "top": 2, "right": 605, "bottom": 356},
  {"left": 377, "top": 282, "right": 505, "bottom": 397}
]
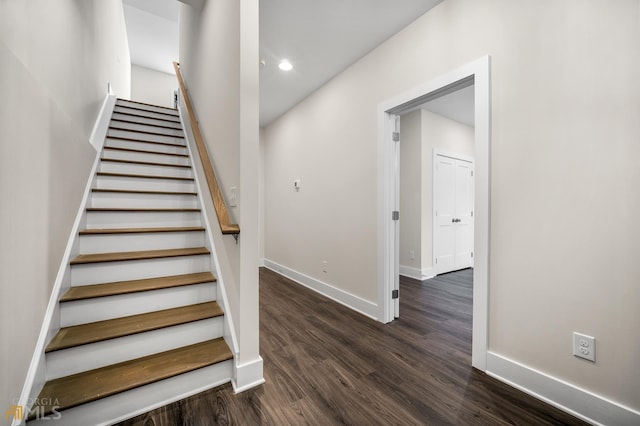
[{"left": 118, "top": 268, "right": 587, "bottom": 425}]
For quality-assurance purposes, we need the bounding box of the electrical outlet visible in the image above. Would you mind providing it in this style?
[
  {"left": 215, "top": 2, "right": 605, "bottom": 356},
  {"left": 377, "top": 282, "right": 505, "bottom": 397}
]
[
  {"left": 322, "top": 261, "right": 328, "bottom": 273},
  {"left": 409, "top": 250, "right": 415, "bottom": 260},
  {"left": 573, "top": 332, "right": 595, "bottom": 362}
]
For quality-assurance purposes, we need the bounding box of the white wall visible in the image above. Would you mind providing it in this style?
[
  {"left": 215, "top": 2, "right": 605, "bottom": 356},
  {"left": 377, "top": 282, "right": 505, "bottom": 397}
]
[
  {"left": 131, "top": 64, "right": 177, "bottom": 108},
  {"left": 0, "top": 1, "right": 130, "bottom": 423},
  {"left": 263, "top": 0, "right": 640, "bottom": 412},
  {"left": 399, "top": 111, "right": 423, "bottom": 274},
  {"left": 179, "top": 0, "right": 261, "bottom": 377}
]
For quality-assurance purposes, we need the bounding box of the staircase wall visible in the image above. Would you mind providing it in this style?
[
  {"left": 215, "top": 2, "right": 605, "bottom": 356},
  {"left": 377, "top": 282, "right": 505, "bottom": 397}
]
[
  {"left": 0, "top": 2, "right": 130, "bottom": 423},
  {"left": 179, "top": 0, "right": 262, "bottom": 386}
]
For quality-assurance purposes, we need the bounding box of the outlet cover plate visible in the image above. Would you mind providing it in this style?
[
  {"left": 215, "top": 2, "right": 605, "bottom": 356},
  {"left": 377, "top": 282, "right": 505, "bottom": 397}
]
[{"left": 573, "top": 332, "right": 595, "bottom": 362}]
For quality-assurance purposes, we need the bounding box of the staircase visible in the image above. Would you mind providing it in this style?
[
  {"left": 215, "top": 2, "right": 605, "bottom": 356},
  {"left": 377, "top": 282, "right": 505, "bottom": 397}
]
[{"left": 27, "top": 99, "right": 234, "bottom": 425}]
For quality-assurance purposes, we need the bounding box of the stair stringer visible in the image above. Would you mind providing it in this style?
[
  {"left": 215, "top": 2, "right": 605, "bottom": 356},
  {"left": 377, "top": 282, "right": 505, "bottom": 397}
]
[
  {"left": 176, "top": 107, "right": 240, "bottom": 361},
  {"left": 13, "top": 92, "right": 114, "bottom": 426}
]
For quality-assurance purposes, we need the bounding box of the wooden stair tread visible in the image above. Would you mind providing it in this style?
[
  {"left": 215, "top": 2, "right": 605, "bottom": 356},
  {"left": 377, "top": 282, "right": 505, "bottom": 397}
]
[
  {"left": 70, "top": 247, "right": 209, "bottom": 265},
  {"left": 112, "top": 109, "right": 181, "bottom": 123},
  {"left": 109, "top": 126, "right": 184, "bottom": 138},
  {"left": 100, "top": 157, "right": 192, "bottom": 168},
  {"left": 96, "top": 171, "right": 194, "bottom": 181},
  {"left": 60, "top": 272, "right": 216, "bottom": 302},
  {"left": 117, "top": 98, "right": 179, "bottom": 112},
  {"left": 79, "top": 226, "right": 204, "bottom": 235},
  {"left": 114, "top": 104, "right": 180, "bottom": 118},
  {"left": 33, "top": 338, "right": 232, "bottom": 416},
  {"left": 103, "top": 146, "right": 188, "bottom": 158},
  {"left": 106, "top": 135, "right": 186, "bottom": 148},
  {"left": 85, "top": 207, "right": 200, "bottom": 213},
  {"left": 91, "top": 188, "right": 197, "bottom": 196},
  {"left": 111, "top": 118, "right": 182, "bottom": 131},
  {"left": 46, "top": 301, "right": 222, "bottom": 352}
]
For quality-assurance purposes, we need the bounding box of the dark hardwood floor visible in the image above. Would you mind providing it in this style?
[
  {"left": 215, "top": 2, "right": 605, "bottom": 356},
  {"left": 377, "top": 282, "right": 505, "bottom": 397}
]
[{"left": 117, "top": 267, "right": 587, "bottom": 425}]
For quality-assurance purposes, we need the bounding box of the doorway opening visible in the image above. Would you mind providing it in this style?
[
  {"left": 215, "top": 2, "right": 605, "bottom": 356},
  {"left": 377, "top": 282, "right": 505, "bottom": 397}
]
[{"left": 377, "top": 56, "right": 490, "bottom": 370}]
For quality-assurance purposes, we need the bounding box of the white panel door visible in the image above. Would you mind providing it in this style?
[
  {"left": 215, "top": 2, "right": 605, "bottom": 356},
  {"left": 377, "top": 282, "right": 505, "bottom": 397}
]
[{"left": 434, "top": 154, "right": 474, "bottom": 275}]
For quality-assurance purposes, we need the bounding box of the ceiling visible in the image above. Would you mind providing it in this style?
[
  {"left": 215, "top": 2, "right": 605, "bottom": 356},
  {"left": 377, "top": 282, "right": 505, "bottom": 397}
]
[
  {"left": 123, "top": 0, "right": 458, "bottom": 127},
  {"left": 420, "top": 84, "right": 475, "bottom": 127}
]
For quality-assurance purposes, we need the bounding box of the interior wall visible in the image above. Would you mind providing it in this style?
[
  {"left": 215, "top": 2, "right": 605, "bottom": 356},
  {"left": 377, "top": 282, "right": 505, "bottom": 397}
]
[
  {"left": 179, "top": 0, "right": 260, "bottom": 367},
  {"left": 420, "top": 109, "right": 474, "bottom": 270},
  {"left": 130, "top": 64, "right": 177, "bottom": 108},
  {"left": 0, "top": 0, "right": 130, "bottom": 423},
  {"left": 399, "top": 111, "right": 423, "bottom": 273},
  {"left": 263, "top": 0, "right": 640, "bottom": 410}
]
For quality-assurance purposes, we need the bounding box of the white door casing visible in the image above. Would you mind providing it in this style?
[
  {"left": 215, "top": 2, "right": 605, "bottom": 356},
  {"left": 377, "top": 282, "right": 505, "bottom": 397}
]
[
  {"left": 377, "top": 55, "right": 490, "bottom": 371},
  {"left": 433, "top": 153, "right": 474, "bottom": 275}
]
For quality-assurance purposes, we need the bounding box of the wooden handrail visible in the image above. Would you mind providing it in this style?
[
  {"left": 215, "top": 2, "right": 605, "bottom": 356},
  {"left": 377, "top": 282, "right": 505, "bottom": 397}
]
[{"left": 173, "top": 62, "right": 240, "bottom": 235}]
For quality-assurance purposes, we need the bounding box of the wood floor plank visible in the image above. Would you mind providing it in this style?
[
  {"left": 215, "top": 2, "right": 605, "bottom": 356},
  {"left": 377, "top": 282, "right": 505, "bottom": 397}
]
[
  {"left": 70, "top": 247, "right": 209, "bottom": 265},
  {"left": 111, "top": 118, "right": 182, "bottom": 131},
  {"left": 60, "top": 272, "right": 215, "bottom": 302},
  {"left": 34, "top": 338, "right": 232, "bottom": 416},
  {"left": 46, "top": 301, "right": 222, "bottom": 352},
  {"left": 106, "top": 135, "right": 185, "bottom": 148},
  {"left": 116, "top": 268, "right": 588, "bottom": 426}
]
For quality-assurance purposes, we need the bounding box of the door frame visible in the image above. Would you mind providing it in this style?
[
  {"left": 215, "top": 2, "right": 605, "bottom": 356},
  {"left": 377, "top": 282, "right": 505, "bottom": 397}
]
[
  {"left": 433, "top": 150, "right": 475, "bottom": 275},
  {"left": 376, "top": 55, "right": 490, "bottom": 371}
]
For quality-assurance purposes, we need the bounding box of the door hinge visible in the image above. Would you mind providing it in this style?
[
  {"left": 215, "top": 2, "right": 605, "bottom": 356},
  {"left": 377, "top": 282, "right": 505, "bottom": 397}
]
[
  {"left": 392, "top": 289, "right": 399, "bottom": 299},
  {"left": 435, "top": 258, "right": 438, "bottom": 264},
  {"left": 471, "top": 252, "right": 474, "bottom": 258},
  {"left": 471, "top": 211, "right": 473, "bottom": 217},
  {"left": 471, "top": 170, "right": 474, "bottom": 177},
  {"left": 392, "top": 131, "right": 400, "bottom": 142},
  {"left": 392, "top": 211, "right": 400, "bottom": 221}
]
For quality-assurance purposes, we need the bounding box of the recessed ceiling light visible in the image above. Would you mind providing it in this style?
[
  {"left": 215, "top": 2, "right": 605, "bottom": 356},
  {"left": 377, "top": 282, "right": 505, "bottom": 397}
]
[{"left": 278, "top": 60, "right": 293, "bottom": 71}]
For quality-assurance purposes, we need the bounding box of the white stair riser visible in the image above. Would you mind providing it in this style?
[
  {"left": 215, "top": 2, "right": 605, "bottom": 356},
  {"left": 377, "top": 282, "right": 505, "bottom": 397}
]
[
  {"left": 108, "top": 128, "right": 185, "bottom": 146},
  {"left": 110, "top": 120, "right": 184, "bottom": 137},
  {"left": 89, "top": 192, "right": 198, "bottom": 209},
  {"left": 60, "top": 281, "right": 216, "bottom": 326},
  {"left": 102, "top": 148, "right": 191, "bottom": 166},
  {"left": 99, "top": 161, "right": 193, "bottom": 178},
  {"left": 47, "top": 317, "right": 223, "bottom": 379},
  {"left": 28, "top": 360, "right": 232, "bottom": 426},
  {"left": 114, "top": 105, "right": 181, "bottom": 122},
  {"left": 105, "top": 137, "right": 187, "bottom": 155},
  {"left": 116, "top": 100, "right": 179, "bottom": 116},
  {"left": 86, "top": 210, "right": 201, "bottom": 229},
  {"left": 94, "top": 175, "right": 195, "bottom": 192},
  {"left": 112, "top": 112, "right": 182, "bottom": 129},
  {"left": 70, "top": 255, "right": 210, "bottom": 286},
  {"left": 79, "top": 230, "right": 205, "bottom": 254}
]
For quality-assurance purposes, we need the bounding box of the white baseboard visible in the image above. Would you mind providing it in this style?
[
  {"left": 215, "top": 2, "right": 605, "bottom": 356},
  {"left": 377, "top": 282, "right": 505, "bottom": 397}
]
[
  {"left": 486, "top": 352, "right": 640, "bottom": 426},
  {"left": 399, "top": 265, "right": 435, "bottom": 280},
  {"left": 233, "top": 356, "right": 265, "bottom": 393},
  {"left": 263, "top": 259, "right": 378, "bottom": 320},
  {"left": 258, "top": 257, "right": 265, "bottom": 267},
  {"left": 89, "top": 91, "right": 116, "bottom": 151}
]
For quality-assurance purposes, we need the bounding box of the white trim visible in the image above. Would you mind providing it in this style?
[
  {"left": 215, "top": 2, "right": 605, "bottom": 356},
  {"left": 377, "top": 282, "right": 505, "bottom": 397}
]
[
  {"left": 377, "top": 56, "right": 491, "bottom": 371},
  {"left": 89, "top": 91, "right": 116, "bottom": 151},
  {"left": 487, "top": 352, "right": 640, "bottom": 426},
  {"left": 258, "top": 257, "right": 266, "bottom": 267},
  {"left": 232, "top": 356, "right": 265, "bottom": 393},
  {"left": 399, "top": 265, "right": 435, "bottom": 281},
  {"left": 263, "top": 259, "right": 378, "bottom": 320}
]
